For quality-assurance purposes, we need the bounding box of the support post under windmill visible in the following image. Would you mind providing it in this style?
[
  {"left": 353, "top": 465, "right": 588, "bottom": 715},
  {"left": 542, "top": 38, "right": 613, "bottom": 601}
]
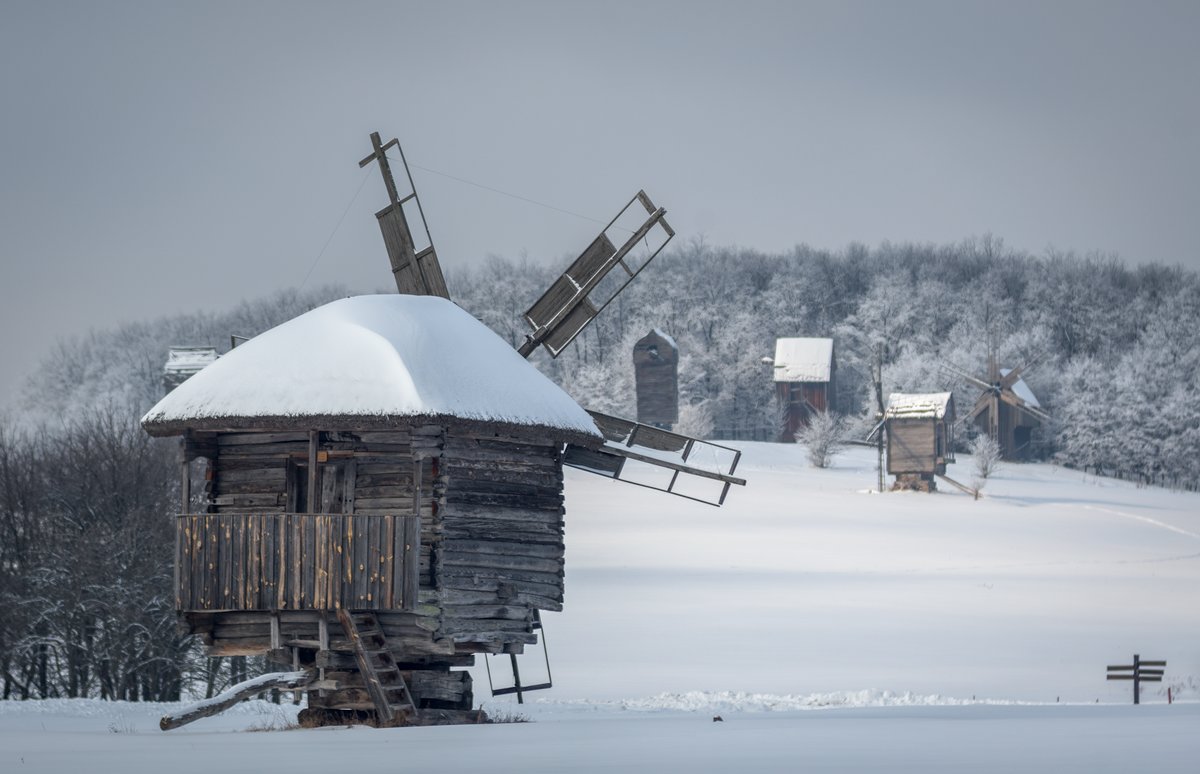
[{"left": 1134, "top": 653, "right": 1140, "bottom": 705}]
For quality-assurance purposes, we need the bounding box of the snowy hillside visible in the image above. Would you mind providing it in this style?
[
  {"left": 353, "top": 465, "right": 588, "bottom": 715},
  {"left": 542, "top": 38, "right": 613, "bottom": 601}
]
[
  {"left": 3, "top": 444, "right": 1198, "bottom": 772},
  {"left": 532, "top": 444, "right": 1200, "bottom": 706}
]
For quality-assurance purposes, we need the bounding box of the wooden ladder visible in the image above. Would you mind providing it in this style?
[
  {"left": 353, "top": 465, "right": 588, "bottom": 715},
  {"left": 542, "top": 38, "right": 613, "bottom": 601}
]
[{"left": 337, "top": 609, "right": 417, "bottom": 725}]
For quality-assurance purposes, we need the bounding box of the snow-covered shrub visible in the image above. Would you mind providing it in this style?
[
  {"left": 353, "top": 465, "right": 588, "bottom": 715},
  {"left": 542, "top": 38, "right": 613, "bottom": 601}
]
[
  {"left": 795, "top": 410, "right": 848, "bottom": 468},
  {"left": 970, "top": 434, "right": 1003, "bottom": 480}
]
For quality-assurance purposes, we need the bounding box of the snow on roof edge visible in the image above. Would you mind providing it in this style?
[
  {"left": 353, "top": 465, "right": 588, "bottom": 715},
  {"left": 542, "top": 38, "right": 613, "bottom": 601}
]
[
  {"left": 773, "top": 337, "right": 834, "bottom": 383},
  {"left": 886, "top": 392, "right": 954, "bottom": 419},
  {"left": 141, "top": 295, "right": 603, "bottom": 442}
]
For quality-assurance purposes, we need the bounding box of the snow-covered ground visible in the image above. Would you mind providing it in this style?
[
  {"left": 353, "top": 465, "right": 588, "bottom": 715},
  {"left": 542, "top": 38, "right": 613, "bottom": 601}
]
[{"left": 3, "top": 444, "right": 1198, "bottom": 772}]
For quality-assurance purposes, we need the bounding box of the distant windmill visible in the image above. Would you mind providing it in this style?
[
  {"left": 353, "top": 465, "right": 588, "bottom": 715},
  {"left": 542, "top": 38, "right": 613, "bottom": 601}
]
[{"left": 943, "top": 349, "right": 1051, "bottom": 461}]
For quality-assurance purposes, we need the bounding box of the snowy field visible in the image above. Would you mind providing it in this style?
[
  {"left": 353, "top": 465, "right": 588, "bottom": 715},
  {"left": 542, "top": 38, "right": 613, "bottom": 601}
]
[{"left": 3, "top": 443, "right": 1198, "bottom": 772}]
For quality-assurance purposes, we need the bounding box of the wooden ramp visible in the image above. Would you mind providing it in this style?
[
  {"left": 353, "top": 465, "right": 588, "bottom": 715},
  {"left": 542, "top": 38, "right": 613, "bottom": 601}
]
[{"left": 338, "top": 610, "right": 417, "bottom": 725}]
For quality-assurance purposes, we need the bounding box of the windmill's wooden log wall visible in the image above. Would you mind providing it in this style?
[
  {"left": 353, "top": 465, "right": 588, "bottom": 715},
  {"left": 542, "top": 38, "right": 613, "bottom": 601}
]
[
  {"left": 178, "top": 427, "right": 564, "bottom": 662},
  {"left": 886, "top": 417, "right": 953, "bottom": 477},
  {"left": 311, "top": 666, "right": 472, "bottom": 712},
  {"left": 186, "top": 608, "right": 450, "bottom": 658},
  {"left": 437, "top": 434, "right": 563, "bottom": 651}
]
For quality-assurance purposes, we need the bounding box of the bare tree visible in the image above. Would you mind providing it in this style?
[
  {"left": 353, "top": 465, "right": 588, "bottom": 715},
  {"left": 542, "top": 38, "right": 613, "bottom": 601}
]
[{"left": 0, "top": 406, "right": 197, "bottom": 701}]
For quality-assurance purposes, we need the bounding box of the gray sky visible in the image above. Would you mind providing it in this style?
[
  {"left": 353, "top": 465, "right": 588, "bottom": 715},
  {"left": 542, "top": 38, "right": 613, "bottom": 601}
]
[{"left": 2, "top": 1, "right": 1197, "bottom": 407}]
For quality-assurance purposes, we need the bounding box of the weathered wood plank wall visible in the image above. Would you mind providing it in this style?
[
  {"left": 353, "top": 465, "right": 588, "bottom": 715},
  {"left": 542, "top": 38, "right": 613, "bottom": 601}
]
[
  {"left": 776, "top": 381, "right": 830, "bottom": 442},
  {"left": 633, "top": 330, "right": 679, "bottom": 426},
  {"left": 181, "top": 426, "right": 561, "bottom": 657},
  {"left": 886, "top": 418, "right": 936, "bottom": 475},
  {"left": 176, "top": 513, "right": 418, "bottom": 611},
  {"left": 437, "top": 433, "right": 563, "bottom": 652}
]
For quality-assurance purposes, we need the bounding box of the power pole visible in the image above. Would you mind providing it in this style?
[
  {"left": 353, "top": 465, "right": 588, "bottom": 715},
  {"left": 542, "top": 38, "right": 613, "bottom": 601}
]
[{"left": 875, "top": 343, "right": 885, "bottom": 494}]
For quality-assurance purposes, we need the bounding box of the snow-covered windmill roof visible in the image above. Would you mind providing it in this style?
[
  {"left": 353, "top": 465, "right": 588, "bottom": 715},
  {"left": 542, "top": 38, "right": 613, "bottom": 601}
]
[
  {"left": 1000, "top": 368, "right": 1040, "bottom": 408},
  {"left": 142, "top": 295, "right": 603, "bottom": 444},
  {"left": 772, "top": 338, "right": 834, "bottom": 383},
  {"left": 886, "top": 392, "right": 954, "bottom": 420}
]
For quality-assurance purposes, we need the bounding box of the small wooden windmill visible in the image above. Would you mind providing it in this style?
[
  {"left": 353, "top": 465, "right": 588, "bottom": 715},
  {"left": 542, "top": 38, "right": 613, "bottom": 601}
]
[{"left": 943, "top": 350, "right": 1051, "bottom": 461}]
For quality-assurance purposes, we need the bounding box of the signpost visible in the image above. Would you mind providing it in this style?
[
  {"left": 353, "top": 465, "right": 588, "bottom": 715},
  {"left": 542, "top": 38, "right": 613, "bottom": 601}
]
[{"left": 1106, "top": 654, "right": 1165, "bottom": 704}]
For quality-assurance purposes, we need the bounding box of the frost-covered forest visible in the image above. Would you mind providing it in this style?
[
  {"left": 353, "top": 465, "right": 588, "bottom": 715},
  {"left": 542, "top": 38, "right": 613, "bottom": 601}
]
[
  {"left": 1, "top": 237, "right": 1198, "bottom": 700},
  {"left": 454, "top": 236, "right": 1200, "bottom": 486}
]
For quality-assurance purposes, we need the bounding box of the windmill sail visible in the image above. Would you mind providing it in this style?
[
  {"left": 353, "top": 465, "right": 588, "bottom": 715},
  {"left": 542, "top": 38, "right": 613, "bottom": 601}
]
[
  {"left": 940, "top": 356, "right": 1051, "bottom": 460},
  {"left": 508, "top": 193, "right": 743, "bottom": 505},
  {"left": 564, "top": 411, "right": 745, "bottom": 506},
  {"left": 518, "top": 190, "right": 674, "bottom": 358},
  {"left": 359, "top": 132, "right": 450, "bottom": 298}
]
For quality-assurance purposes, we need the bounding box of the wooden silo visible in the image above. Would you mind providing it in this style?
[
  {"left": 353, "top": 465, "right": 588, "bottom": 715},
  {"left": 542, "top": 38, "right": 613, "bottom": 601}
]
[
  {"left": 885, "top": 392, "right": 956, "bottom": 490},
  {"left": 142, "top": 295, "right": 603, "bottom": 726},
  {"left": 772, "top": 337, "right": 836, "bottom": 442},
  {"left": 633, "top": 328, "right": 678, "bottom": 429}
]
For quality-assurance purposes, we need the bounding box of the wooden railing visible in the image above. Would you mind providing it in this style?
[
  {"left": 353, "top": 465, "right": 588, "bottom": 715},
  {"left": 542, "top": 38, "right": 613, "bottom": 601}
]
[{"left": 175, "top": 513, "right": 419, "bottom": 612}]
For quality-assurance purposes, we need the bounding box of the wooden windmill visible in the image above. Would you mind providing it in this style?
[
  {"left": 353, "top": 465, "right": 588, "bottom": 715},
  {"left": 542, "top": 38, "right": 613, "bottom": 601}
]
[
  {"left": 943, "top": 350, "right": 1051, "bottom": 461},
  {"left": 148, "top": 132, "right": 745, "bottom": 731}
]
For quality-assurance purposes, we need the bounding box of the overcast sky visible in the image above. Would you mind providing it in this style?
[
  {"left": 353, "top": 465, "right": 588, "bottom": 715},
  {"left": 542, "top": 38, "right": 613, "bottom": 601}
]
[{"left": 2, "top": 0, "right": 1197, "bottom": 407}]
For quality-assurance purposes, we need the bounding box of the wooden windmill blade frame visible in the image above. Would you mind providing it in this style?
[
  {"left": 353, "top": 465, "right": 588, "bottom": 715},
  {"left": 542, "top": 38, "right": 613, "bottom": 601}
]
[
  {"left": 518, "top": 190, "right": 675, "bottom": 358},
  {"left": 564, "top": 411, "right": 745, "bottom": 507},
  {"left": 965, "top": 391, "right": 994, "bottom": 422},
  {"left": 359, "top": 132, "right": 451, "bottom": 299},
  {"left": 996, "top": 388, "right": 1052, "bottom": 424},
  {"left": 939, "top": 360, "right": 993, "bottom": 392}
]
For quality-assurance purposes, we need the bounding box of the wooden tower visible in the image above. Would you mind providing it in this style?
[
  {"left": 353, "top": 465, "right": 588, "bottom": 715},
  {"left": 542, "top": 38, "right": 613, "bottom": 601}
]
[
  {"left": 772, "top": 337, "right": 836, "bottom": 442},
  {"left": 884, "top": 392, "right": 956, "bottom": 491},
  {"left": 633, "top": 329, "right": 679, "bottom": 429}
]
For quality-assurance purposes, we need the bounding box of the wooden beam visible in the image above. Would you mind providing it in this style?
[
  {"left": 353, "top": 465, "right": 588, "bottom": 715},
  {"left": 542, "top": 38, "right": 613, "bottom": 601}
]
[
  {"left": 593, "top": 445, "right": 746, "bottom": 486},
  {"left": 358, "top": 131, "right": 401, "bottom": 205},
  {"left": 159, "top": 670, "right": 315, "bottom": 731}
]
